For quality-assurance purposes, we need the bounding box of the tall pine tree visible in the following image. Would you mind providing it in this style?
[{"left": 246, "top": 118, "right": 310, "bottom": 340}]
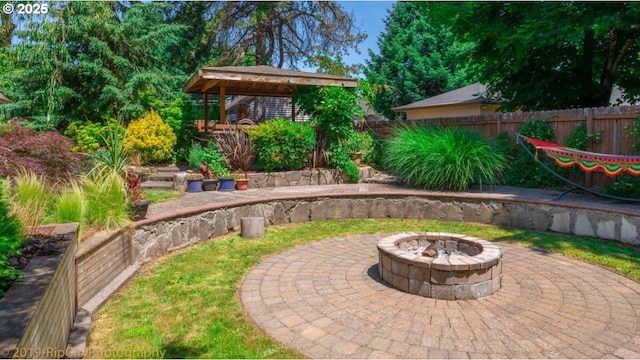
[{"left": 365, "top": 2, "right": 474, "bottom": 120}]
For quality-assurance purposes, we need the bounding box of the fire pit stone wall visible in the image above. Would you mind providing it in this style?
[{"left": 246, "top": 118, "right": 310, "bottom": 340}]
[{"left": 377, "top": 232, "right": 502, "bottom": 300}]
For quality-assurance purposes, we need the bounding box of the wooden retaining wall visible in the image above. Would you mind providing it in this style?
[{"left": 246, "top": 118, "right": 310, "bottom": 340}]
[
  {"left": 0, "top": 223, "right": 78, "bottom": 359},
  {"left": 76, "top": 230, "right": 131, "bottom": 307}
]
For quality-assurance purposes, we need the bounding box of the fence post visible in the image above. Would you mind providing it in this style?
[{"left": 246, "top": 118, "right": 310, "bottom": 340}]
[{"left": 585, "top": 108, "right": 594, "bottom": 187}]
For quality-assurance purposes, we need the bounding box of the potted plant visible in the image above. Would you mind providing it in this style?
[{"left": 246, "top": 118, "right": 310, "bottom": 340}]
[
  {"left": 235, "top": 171, "right": 249, "bottom": 191},
  {"left": 186, "top": 172, "right": 204, "bottom": 192},
  {"left": 215, "top": 129, "right": 255, "bottom": 191},
  {"left": 217, "top": 168, "right": 235, "bottom": 191},
  {"left": 126, "top": 169, "right": 150, "bottom": 221},
  {"left": 203, "top": 142, "right": 229, "bottom": 191},
  {"left": 200, "top": 163, "right": 219, "bottom": 191}
]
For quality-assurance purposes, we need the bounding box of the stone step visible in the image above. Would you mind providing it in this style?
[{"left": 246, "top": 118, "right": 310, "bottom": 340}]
[
  {"left": 146, "top": 172, "right": 176, "bottom": 182},
  {"left": 155, "top": 165, "right": 183, "bottom": 173},
  {"left": 141, "top": 181, "right": 174, "bottom": 191}
]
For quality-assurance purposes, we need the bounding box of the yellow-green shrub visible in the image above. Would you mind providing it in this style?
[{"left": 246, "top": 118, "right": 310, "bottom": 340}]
[{"left": 123, "top": 110, "right": 176, "bottom": 164}]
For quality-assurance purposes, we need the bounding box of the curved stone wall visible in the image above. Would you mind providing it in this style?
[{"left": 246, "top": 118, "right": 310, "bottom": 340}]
[
  {"left": 130, "top": 194, "right": 640, "bottom": 264},
  {"left": 70, "top": 190, "right": 640, "bottom": 352}
]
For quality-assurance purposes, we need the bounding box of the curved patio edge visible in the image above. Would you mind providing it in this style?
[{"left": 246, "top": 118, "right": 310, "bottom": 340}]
[{"left": 70, "top": 185, "right": 640, "bottom": 356}]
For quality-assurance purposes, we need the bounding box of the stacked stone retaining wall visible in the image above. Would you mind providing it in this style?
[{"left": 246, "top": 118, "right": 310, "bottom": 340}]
[{"left": 131, "top": 195, "right": 640, "bottom": 264}]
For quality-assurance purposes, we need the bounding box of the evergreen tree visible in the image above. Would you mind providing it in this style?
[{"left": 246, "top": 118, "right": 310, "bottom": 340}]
[
  {"left": 365, "top": 2, "right": 474, "bottom": 120},
  {"left": 1, "top": 1, "right": 188, "bottom": 126}
]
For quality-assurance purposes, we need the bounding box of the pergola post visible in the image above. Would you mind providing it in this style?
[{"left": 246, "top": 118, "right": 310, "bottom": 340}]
[
  {"left": 220, "top": 82, "right": 226, "bottom": 124},
  {"left": 291, "top": 97, "right": 296, "bottom": 122},
  {"left": 203, "top": 93, "right": 209, "bottom": 132}
]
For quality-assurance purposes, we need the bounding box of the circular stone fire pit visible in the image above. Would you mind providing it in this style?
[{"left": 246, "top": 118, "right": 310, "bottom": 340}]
[{"left": 377, "top": 232, "right": 502, "bottom": 300}]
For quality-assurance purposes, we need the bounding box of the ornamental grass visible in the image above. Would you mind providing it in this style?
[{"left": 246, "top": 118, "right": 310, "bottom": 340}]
[{"left": 383, "top": 125, "right": 506, "bottom": 191}]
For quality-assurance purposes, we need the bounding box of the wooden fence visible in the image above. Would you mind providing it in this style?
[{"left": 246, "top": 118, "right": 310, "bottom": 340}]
[{"left": 365, "top": 106, "right": 640, "bottom": 188}]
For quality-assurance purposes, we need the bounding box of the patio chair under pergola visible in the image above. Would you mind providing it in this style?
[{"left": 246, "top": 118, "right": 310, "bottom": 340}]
[{"left": 181, "top": 65, "right": 358, "bottom": 132}]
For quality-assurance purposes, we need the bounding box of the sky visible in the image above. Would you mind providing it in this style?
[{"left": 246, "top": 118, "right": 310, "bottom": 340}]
[{"left": 337, "top": 1, "right": 395, "bottom": 68}]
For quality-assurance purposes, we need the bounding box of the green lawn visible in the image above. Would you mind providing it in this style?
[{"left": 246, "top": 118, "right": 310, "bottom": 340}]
[
  {"left": 143, "top": 190, "right": 183, "bottom": 204},
  {"left": 87, "top": 219, "right": 640, "bottom": 359}
]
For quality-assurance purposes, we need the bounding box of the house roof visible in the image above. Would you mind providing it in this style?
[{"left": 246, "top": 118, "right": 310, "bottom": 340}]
[
  {"left": 392, "top": 83, "right": 492, "bottom": 112},
  {"left": 0, "top": 93, "right": 11, "bottom": 104},
  {"left": 182, "top": 65, "right": 358, "bottom": 97}
]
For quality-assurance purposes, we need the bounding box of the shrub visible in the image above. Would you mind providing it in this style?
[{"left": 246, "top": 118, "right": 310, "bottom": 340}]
[
  {"left": 501, "top": 119, "right": 566, "bottom": 189},
  {"left": 187, "top": 142, "right": 230, "bottom": 177},
  {"left": 383, "top": 126, "right": 506, "bottom": 191},
  {"left": 160, "top": 96, "right": 198, "bottom": 163},
  {"left": 605, "top": 174, "right": 640, "bottom": 200},
  {"left": 0, "top": 179, "right": 25, "bottom": 296},
  {"left": 63, "top": 119, "right": 126, "bottom": 153},
  {"left": 248, "top": 118, "right": 315, "bottom": 171},
  {"left": 123, "top": 110, "right": 177, "bottom": 164},
  {"left": 327, "top": 141, "right": 360, "bottom": 182},
  {"left": 0, "top": 126, "right": 89, "bottom": 181}
]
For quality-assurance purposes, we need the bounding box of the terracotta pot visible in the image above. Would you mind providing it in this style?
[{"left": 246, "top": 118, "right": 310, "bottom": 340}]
[
  {"left": 236, "top": 178, "right": 249, "bottom": 190},
  {"left": 353, "top": 151, "right": 363, "bottom": 165}
]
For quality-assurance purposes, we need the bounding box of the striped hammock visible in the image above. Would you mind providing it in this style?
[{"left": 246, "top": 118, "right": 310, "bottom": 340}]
[{"left": 522, "top": 135, "right": 640, "bottom": 177}]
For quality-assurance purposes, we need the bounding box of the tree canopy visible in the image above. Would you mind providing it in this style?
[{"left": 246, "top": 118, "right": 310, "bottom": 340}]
[
  {"left": 205, "top": 1, "right": 365, "bottom": 68},
  {"left": 0, "top": 1, "right": 364, "bottom": 127},
  {"left": 365, "top": 2, "right": 474, "bottom": 119},
  {"left": 451, "top": 2, "right": 640, "bottom": 110},
  {"left": 1, "top": 1, "right": 188, "bottom": 127}
]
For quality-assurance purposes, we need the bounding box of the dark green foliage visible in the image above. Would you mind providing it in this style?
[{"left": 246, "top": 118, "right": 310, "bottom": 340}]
[
  {"left": 452, "top": 2, "right": 640, "bottom": 110},
  {"left": 295, "top": 86, "right": 363, "bottom": 141},
  {"left": 625, "top": 117, "right": 640, "bottom": 155},
  {"left": 0, "top": 179, "right": 25, "bottom": 296},
  {"left": 187, "top": 142, "right": 229, "bottom": 178},
  {"left": 362, "top": 130, "right": 385, "bottom": 167},
  {"left": 327, "top": 142, "right": 360, "bottom": 183},
  {"left": 248, "top": 119, "right": 315, "bottom": 172},
  {"left": 294, "top": 85, "right": 363, "bottom": 175},
  {"left": 64, "top": 119, "right": 125, "bottom": 153},
  {"left": 499, "top": 120, "right": 566, "bottom": 189},
  {"left": 365, "top": 2, "right": 474, "bottom": 119},
  {"left": 383, "top": 126, "right": 506, "bottom": 191},
  {"left": 520, "top": 119, "right": 556, "bottom": 142},
  {"left": 1, "top": 2, "right": 188, "bottom": 124},
  {"left": 605, "top": 174, "right": 640, "bottom": 200}
]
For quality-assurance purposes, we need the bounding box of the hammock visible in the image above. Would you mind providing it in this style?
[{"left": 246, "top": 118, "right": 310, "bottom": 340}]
[
  {"left": 522, "top": 136, "right": 640, "bottom": 177},
  {"left": 513, "top": 133, "right": 640, "bottom": 202}
]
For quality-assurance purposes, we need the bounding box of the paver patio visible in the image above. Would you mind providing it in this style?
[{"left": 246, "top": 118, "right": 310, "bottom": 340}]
[{"left": 240, "top": 233, "right": 640, "bottom": 359}]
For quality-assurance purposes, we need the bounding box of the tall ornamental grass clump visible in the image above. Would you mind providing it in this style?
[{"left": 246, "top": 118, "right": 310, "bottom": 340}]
[
  {"left": 8, "top": 170, "right": 54, "bottom": 232},
  {"left": 83, "top": 170, "right": 129, "bottom": 230},
  {"left": 383, "top": 126, "right": 506, "bottom": 191},
  {"left": 52, "top": 180, "right": 85, "bottom": 224}
]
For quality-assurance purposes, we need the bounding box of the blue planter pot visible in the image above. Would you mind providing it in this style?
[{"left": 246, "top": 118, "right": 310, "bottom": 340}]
[
  {"left": 218, "top": 177, "right": 235, "bottom": 191},
  {"left": 186, "top": 179, "right": 203, "bottom": 192}
]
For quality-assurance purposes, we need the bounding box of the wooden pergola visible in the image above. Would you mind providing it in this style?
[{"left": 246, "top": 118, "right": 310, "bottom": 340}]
[{"left": 182, "top": 65, "right": 359, "bottom": 131}]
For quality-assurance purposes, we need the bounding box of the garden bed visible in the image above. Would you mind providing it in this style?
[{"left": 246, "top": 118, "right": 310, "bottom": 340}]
[{"left": 0, "top": 224, "right": 78, "bottom": 357}]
